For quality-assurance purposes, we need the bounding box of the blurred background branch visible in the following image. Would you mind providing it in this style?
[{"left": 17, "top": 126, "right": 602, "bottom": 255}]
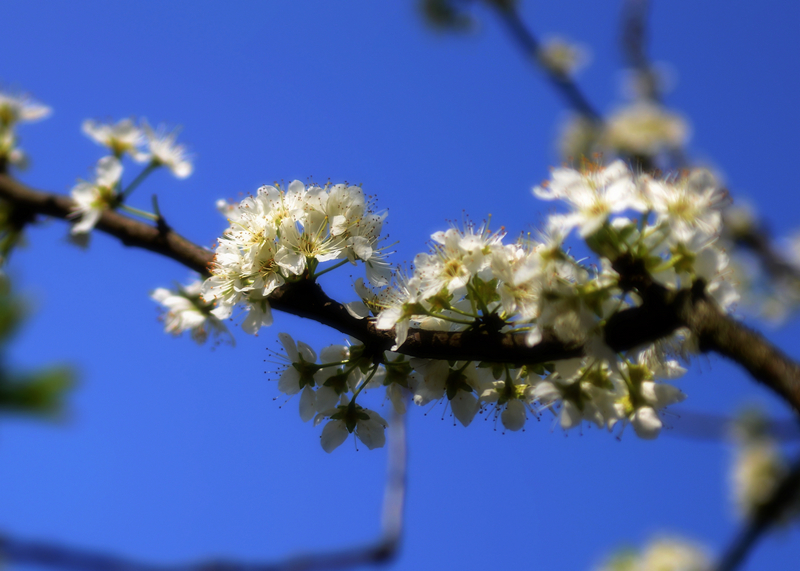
[{"left": 0, "top": 412, "right": 406, "bottom": 571}]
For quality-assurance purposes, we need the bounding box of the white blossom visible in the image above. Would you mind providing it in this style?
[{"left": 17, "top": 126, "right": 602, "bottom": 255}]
[
  {"left": 151, "top": 279, "right": 230, "bottom": 344},
  {"left": 315, "top": 395, "right": 388, "bottom": 452},
  {"left": 82, "top": 118, "right": 147, "bottom": 160},
  {"left": 141, "top": 120, "right": 193, "bottom": 178},
  {"left": 533, "top": 160, "right": 645, "bottom": 237},
  {"left": 0, "top": 90, "right": 51, "bottom": 128},
  {"left": 69, "top": 156, "right": 123, "bottom": 235}
]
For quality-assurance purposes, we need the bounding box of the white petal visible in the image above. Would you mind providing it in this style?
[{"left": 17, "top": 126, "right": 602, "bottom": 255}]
[
  {"left": 277, "top": 368, "right": 301, "bottom": 395},
  {"left": 501, "top": 400, "right": 527, "bottom": 431},
  {"left": 299, "top": 386, "right": 316, "bottom": 422},
  {"left": 450, "top": 391, "right": 479, "bottom": 427},
  {"left": 560, "top": 400, "right": 582, "bottom": 429},
  {"left": 356, "top": 417, "right": 387, "bottom": 450},
  {"left": 631, "top": 406, "right": 662, "bottom": 439},
  {"left": 314, "top": 386, "right": 339, "bottom": 413},
  {"left": 320, "top": 420, "right": 349, "bottom": 453}
]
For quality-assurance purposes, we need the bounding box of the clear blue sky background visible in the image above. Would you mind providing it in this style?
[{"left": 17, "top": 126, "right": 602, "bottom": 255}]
[{"left": 2, "top": 1, "right": 799, "bottom": 570}]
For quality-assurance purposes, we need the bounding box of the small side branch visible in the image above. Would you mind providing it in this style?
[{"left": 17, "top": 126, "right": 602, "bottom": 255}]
[{"left": 489, "top": 5, "right": 602, "bottom": 122}]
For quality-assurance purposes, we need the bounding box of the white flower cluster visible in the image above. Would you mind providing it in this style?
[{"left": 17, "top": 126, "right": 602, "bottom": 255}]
[
  {"left": 70, "top": 118, "right": 193, "bottom": 236},
  {"left": 202, "top": 180, "right": 391, "bottom": 334},
  {"left": 335, "top": 160, "right": 736, "bottom": 443},
  {"left": 271, "top": 333, "right": 402, "bottom": 452},
  {"left": 193, "top": 161, "right": 738, "bottom": 450},
  {"left": 558, "top": 66, "right": 688, "bottom": 165},
  {"left": 273, "top": 332, "right": 685, "bottom": 450},
  {"left": 82, "top": 118, "right": 192, "bottom": 177},
  {"left": 377, "top": 160, "right": 735, "bottom": 346},
  {"left": 0, "top": 88, "right": 51, "bottom": 168},
  {"left": 151, "top": 279, "right": 231, "bottom": 345}
]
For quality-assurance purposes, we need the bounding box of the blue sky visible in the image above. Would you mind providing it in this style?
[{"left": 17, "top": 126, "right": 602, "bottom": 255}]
[{"left": 1, "top": 1, "right": 799, "bottom": 570}]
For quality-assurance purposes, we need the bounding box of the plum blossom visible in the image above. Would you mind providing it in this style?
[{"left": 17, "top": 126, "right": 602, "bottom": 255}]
[
  {"left": 533, "top": 160, "right": 645, "bottom": 237},
  {"left": 69, "top": 156, "right": 123, "bottom": 235},
  {"left": 315, "top": 395, "right": 388, "bottom": 452},
  {"left": 204, "top": 180, "right": 390, "bottom": 336},
  {"left": 82, "top": 118, "right": 147, "bottom": 160},
  {"left": 604, "top": 102, "right": 689, "bottom": 157},
  {"left": 0, "top": 90, "right": 51, "bottom": 128},
  {"left": 141, "top": 120, "right": 193, "bottom": 178},
  {"left": 151, "top": 279, "right": 230, "bottom": 344}
]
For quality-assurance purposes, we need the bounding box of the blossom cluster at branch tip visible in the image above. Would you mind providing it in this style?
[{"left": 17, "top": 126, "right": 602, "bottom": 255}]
[
  {"left": 202, "top": 180, "right": 391, "bottom": 335},
  {"left": 82, "top": 118, "right": 193, "bottom": 178},
  {"left": 0, "top": 88, "right": 52, "bottom": 168},
  {"left": 70, "top": 118, "right": 194, "bottom": 236},
  {"left": 151, "top": 278, "right": 231, "bottom": 345}
]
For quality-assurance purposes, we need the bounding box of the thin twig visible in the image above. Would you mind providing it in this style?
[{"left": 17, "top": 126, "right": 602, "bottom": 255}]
[
  {"left": 0, "top": 414, "right": 407, "bottom": 571},
  {"left": 489, "top": 5, "right": 602, "bottom": 122},
  {"left": 620, "top": 0, "right": 655, "bottom": 97},
  {"left": 714, "top": 454, "right": 800, "bottom": 571}
]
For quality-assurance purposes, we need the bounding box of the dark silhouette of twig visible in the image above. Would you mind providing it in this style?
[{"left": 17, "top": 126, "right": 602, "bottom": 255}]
[
  {"left": 488, "top": 4, "right": 602, "bottom": 122},
  {"left": 620, "top": 0, "right": 657, "bottom": 100},
  {"left": 714, "top": 454, "right": 800, "bottom": 571},
  {"left": 0, "top": 413, "right": 407, "bottom": 571}
]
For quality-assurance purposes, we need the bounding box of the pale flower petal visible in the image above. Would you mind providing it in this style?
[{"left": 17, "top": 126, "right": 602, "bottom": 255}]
[{"left": 320, "top": 420, "right": 349, "bottom": 453}]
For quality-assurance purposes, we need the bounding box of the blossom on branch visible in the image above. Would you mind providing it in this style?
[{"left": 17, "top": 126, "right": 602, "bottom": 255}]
[
  {"left": 0, "top": 90, "right": 51, "bottom": 129},
  {"left": 314, "top": 395, "right": 388, "bottom": 452},
  {"left": 82, "top": 118, "right": 147, "bottom": 161},
  {"left": 203, "top": 180, "right": 390, "bottom": 335},
  {"left": 69, "top": 156, "right": 122, "bottom": 235},
  {"left": 141, "top": 120, "right": 193, "bottom": 178},
  {"left": 151, "top": 279, "right": 230, "bottom": 345}
]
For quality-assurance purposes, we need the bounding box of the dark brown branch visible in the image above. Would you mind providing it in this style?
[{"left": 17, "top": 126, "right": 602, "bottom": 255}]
[
  {"left": 680, "top": 286, "right": 800, "bottom": 414},
  {"left": 714, "top": 454, "right": 800, "bottom": 571},
  {"left": 0, "top": 173, "right": 212, "bottom": 275},
  {"left": 1, "top": 174, "right": 799, "bottom": 411}
]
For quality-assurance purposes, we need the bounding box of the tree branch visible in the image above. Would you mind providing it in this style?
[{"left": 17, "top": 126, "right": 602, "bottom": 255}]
[{"left": 1, "top": 174, "right": 799, "bottom": 412}]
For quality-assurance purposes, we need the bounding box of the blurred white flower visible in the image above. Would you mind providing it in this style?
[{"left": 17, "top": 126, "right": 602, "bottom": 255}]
[
  {"left": 0, "top": 90, "right": 51, "bottom": 128},
  {"left": 82, "top": 118, "right": 147, "bottom": 161},
  {"left": 604, "top": 102, "right": 689, "bottom": 157},
  {"left": 537, "top": 37, "right": 590, "bottom": 77},
  {"left": 151, "top": 279, "right": 230, "bottom": 345},
  {"left": 141, "top": 120, "right": 193, "bottom": 178},
  {"left": 69, "top": 156, "right": 122, "bottom": 235},
  {"left": 596, "top": 536, "right": 711, "bottom": 571}
]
